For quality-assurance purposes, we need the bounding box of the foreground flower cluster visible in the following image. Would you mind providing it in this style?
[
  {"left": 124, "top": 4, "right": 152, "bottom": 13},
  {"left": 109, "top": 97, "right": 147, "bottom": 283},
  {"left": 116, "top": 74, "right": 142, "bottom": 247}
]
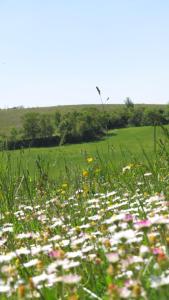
[{"left": 0, "top": 188, "right": 169, "bottom": 299}]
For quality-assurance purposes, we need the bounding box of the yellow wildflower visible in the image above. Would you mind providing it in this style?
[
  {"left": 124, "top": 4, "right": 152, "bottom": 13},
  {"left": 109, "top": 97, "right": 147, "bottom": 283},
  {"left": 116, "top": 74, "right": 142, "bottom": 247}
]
[
  {"left": 62, "top": 183, "right": 68, "bottom": 189},
  {"left": 15, "top": 258, "right": 20, "bottom": 267},
  {"left": 82, "top": 170, "right": 89, "bottom": 177},
  {"left": 148, "top": 233, "right": 157, "bottom": 244},
  {"left": 87, "top": 157, "right": 93, "bottom": 163}
]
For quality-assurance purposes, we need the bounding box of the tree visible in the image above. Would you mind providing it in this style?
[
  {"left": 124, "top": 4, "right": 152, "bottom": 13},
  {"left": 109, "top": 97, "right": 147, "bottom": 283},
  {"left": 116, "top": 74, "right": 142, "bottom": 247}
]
[
  {"left": 58, "top": 110, "right": 104, "bottom": 144},
  {"left": 141, "top": 108, "right": 166, "bottom": 126},
  {"left": 128, "top": 107, "right": 144, "bottom": 127},
  {"left": 124, "top": 97, "right": 134, "bottom": 109},
  {"left": 39, "top": 114, "right": 55, "bottom": 137},
  {"left": 10, "top": 128, "right": 19, "bottom": 141},
  {"left": 55, "top": 111, "right": 61, "bottom": 127},
  {"left": 22, "top": 112, "right": 41, "bottom": 139}
]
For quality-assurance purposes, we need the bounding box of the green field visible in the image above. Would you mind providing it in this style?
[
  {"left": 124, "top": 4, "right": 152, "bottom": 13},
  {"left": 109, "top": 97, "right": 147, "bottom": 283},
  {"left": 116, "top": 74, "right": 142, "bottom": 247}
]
[
  {"left": 0, "top": 124, "right": 163, "bottom": 209},
  {"left": 4, "top": 125, "right": 164, "bottom": 180},
  {"left": 0, "top": 125, "right": 169, "bottom": 299},
  {"left": 0, "top": 124, "right": 166, "bottom": 207}
]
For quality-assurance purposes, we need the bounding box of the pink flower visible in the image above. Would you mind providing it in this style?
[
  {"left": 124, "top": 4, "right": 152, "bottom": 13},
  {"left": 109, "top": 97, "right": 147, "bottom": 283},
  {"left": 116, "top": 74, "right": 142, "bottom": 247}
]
[
  {"left": 152, "top": 248, "right": 164, "bottom": 255},
  {"left": 124, "top": 214, "right": 133, "bottom": 222},
  {"left": 106, "top": 253, "right": 119, "bottom": 263},
  {"left": 152, "top": 248, "right": 166, "bottom": 262},
  {"left": 135, "top": 219, "right": 151, "bottom": 229},
  {"left": 49, "top": 250, "right": 64, "bottom": 259},
  {"left": 62, "top": 274, "right": 81, "bottom": 284}
]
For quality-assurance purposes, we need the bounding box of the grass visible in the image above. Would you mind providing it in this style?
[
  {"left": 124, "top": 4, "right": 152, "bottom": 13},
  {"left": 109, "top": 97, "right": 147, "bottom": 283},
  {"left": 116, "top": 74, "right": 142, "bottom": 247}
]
[
  {"left": 0, "top": 125, "right": 165, "bottom": 208},
  {"left": 0, "top": 125, "right": 169, "bottom": 299},
  {"left": 2, "top": 125, "right": 165, "bottom": 180}
]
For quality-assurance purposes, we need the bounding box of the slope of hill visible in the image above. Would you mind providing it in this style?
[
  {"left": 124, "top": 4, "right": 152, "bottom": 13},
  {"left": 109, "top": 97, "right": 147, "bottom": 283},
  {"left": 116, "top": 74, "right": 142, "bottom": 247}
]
[{"left": 0, "top": 104, "right": 167, "bottom": 137}]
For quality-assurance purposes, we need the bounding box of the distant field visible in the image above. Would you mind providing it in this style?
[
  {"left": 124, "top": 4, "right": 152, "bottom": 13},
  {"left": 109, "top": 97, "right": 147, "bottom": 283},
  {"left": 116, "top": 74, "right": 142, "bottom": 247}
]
[
  {"left": 4, "top": 125, "right": 166, "bottom": 181},
  {"left": 0, "top": 103, "right": 167, "bottom": 137}
]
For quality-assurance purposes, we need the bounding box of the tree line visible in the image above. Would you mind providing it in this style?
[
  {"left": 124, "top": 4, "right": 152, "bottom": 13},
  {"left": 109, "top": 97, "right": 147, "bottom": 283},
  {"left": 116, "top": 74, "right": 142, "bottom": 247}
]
[{"left": 3, "top": 101, "right": 169, "bottom": 149}]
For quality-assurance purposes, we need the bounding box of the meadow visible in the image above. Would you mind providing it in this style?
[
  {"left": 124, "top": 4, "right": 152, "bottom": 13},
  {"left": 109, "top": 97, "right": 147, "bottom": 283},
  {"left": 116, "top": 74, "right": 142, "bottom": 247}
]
[
  {"left": 0, "top": 125, "right": 169, "bottom": 299},
  {"left": 2, "top": 125, "right": 163, "bottom": 178}
]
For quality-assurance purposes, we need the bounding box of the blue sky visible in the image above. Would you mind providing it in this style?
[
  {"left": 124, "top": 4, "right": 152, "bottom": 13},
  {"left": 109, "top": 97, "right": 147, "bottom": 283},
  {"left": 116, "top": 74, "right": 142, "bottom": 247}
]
[{"left": 0, "top": 1, "right": 169, "bottom": 108}]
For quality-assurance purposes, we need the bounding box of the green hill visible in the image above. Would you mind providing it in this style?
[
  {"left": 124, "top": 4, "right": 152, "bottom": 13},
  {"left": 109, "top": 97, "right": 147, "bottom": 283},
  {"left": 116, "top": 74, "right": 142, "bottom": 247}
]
[
  {"left": 4, "top": 125, "right": 167, "bottom": 180},
  {"left": 0, "top": 103, "right": 167, "bottom": 137}
]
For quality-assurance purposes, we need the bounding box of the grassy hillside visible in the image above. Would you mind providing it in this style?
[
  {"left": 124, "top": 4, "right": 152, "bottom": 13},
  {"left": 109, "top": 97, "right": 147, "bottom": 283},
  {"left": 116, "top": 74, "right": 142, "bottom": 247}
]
[
  {"left": 3, "top": 125, "right": 166, "bottom": 181},
  {"left": 0, "top": 103, "right": 167, "bottom": 137}
]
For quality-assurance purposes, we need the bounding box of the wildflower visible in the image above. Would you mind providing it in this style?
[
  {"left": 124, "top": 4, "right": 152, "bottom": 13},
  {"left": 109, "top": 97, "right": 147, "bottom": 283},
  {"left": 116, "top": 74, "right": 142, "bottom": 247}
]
[
  {"left": 122, "top": 164, "right": 133, "bottom": 173},
  {"left": 82, "top": 170, "right": 89, "bottom": 177},
  {"left": 119, "top": 287, "right": 131, "bottom": 298},
  {"left": 75, "top": 189, "right": 83, "bottom": 195},
  {"left": 37, "top": 260, "right": 43, "bottom": 271},
  {"left": 87, "top": 157, "right": 93, "bottom": 163},
  {"left": 62, "top": 274, "right": 81, "bottom": 284},
  {"left": 16, "top": 232, "right": 39, "bottom": 239},
  {"left": 152, "top": 248, "right": 164, "bottom": 255},
  {"left": 62, "top": 183, "right": 68, "bottom": 189},
  {"left": 49, "top": 249, "right": 64, "bottom": 259},
  {"left": 32, "top": 273, "right": 48, "bottom": 286},
  {"left": 0, "top": 252, "right": 16, "bottom": 263},
  {"left": 0, "top": 284, "right": 11, "bottom": 293},
  {"left": 139, "top": 245, "right": 150, "bottom": 257},
  {"left": 18, "top": 284, "right": 25, "bottom": 298},
  {"left": 112, "top": 229, "right": 136, "bottom": 242},
  {"left": 144, "top": 172, "right": 152, "bottom": 177},
  {"left": 67, "top": 250, "right": 83, "bottom": 259},
  {"left": 23, "top": 259, "right": 40, "bottom": 268},
  {"left": 82, "top": 245, "right": 94, "bottom": 253},
  {"left": 104, "top": 239, "right": 111, "bottom": 248},
  {"left": 107, "top": 283, "right": 119, "bottom": 298},
  {"left": 151, "top": 274, "right": 169, "bottom": 288},
  {"left": 124, "top": 214, "right": 133, "bottom": 222},
  {"left": 157, "top": 252, "right": 167, "bottom": 263},
  {"left": 106, "top": 253, "right": 119, "bottom": 263},
  {"left": 63, "top": 261, "right": 80, "bottom": 270},
  {"left": 135, "top": 219, "right": 151, "bottom": 229},
  {"left": 107, "top": 264, "right": 114, "bottom": 276},
  {"left": 88, "top": 214, "right": 101, "bottom": 221},
  {"left": 94, "top": 168, "right": 100, "bottom": 174},
  {"left": 83, "top": 184, "right": 89, "bottom": 194},
  {"left": 95, "top": 257, "right": 102, "bottom": 265},
  {"left": 75, "top": 226, "right": 81, "bottom": 234},
  {"left": 1, "top": 265, "right": 16, "bottom": 276},
  {"left": 148, "top": 233, "right": 157, "bottom": 244},
  {"left": 131, "top": 283, "right": 141, "bottom": 298}
]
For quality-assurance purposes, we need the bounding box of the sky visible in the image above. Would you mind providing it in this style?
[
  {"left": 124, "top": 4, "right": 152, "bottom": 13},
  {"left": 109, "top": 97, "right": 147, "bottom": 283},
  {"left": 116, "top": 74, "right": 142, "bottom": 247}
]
[{"left": 0, "top": 0, "right": 169, "bottom": 108}]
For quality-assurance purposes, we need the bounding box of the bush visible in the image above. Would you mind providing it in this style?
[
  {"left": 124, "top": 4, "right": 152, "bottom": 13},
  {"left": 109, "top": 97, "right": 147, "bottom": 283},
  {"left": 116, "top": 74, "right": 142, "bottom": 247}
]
[
  {"left": 5, "top": 136, "right": 60, "bottom": 150},
  {"left": 59, "top": 110, "right": 104, "bottom": 144},
  {"left": 22, "top": 112, "right": 55, "bottom": 139},
  {"left": 141, "top": 108, "right": 167, "bottom": 126}
]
